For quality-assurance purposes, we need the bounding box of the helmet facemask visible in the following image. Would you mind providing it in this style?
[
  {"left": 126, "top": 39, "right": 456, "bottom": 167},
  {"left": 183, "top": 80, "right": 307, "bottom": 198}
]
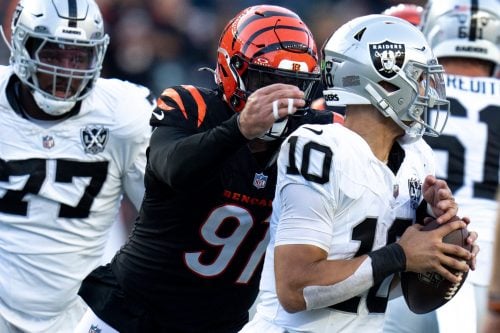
[
  {"left": 10, "top": 0, "right": 109, "bottom": 116},
  {"left": 365, "top": 59, "right": 449, "bottom": 140},
  {"left": 244, "top": 63, "right": 320, "bottom": 141}
]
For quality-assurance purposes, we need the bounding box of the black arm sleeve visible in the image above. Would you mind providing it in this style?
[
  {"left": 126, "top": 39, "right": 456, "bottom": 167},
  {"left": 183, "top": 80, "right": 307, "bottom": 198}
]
[{"left": 148, "top": 114, "right": 248, "bottom": 190}]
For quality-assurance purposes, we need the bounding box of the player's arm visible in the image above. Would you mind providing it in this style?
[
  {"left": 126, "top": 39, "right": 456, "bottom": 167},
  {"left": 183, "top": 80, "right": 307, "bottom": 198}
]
[
  {"left": 275, "top": 243, "right": 371, "bottom": 313},
  {"left": 275, "top": 183, "right": 472, "bottom": 313},
  {"left": 148, "top": 115, "right": 247, "bottom": 190},
  {"left": 147, "top": 86, "right": 249, "bottom": 190},
  {"left": 120, "top": 84, "right": 154, "bottom": 209},
  {"left": 274, "top": 183, "right": 383, "bottom": 313},
  {"left": 149, "top": 84, "right": 305, "bottom": 190}
]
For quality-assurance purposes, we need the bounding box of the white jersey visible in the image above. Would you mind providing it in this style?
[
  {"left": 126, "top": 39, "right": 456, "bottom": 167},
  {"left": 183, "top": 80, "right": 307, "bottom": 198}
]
[
  {"left": 0, "top": 66, "right": 153, "bottom": 331},
  {"left": 254, "top": 123, "right": 435, "bottom": 333},
  {"left": 426, "top": 74, "right": 500, "bottom": 285}
]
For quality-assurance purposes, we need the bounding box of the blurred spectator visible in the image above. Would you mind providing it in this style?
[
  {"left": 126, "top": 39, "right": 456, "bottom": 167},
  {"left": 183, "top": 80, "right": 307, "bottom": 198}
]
[{"left": 3, "top": 0, "right": 426, "bottom": 95}]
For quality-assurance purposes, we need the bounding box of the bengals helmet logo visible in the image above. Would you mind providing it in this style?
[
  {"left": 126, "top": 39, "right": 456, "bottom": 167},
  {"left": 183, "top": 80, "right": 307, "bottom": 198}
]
[{"left": 369, "top": 41, "right": 405, "bottom": 78}]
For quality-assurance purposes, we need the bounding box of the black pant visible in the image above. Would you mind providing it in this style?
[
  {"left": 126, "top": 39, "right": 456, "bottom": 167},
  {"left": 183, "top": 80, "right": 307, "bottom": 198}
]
[
  {"left": 79, "top": 264, "right": 249, "bottom": 333},
  {"left": 79, "top": 264, "right": 159, "bottom": 332}
]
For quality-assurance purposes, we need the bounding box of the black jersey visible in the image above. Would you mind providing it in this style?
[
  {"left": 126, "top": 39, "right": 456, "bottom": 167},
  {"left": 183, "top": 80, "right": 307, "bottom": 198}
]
[{"left": 110, "top": 85, "right": 334, "bottom": 331}]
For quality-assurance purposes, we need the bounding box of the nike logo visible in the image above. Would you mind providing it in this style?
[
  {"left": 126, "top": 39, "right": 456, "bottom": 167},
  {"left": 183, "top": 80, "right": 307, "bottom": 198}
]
[
  {"left": 152, "top": 110, "right": 165, "bottom": 120},
  {"left": 303, "top": 127, "right": 323, "bottom": 135},
  {"left": 412, "top": 46, "right": 426, "bottom": 51}
]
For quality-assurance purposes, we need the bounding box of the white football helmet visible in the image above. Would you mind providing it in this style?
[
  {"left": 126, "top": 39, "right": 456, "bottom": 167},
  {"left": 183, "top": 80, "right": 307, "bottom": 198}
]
[
  {"left": 420, "top": 0, "right": 500, "bottom": 69},
  {"left": 322, "top": 14, "right": 450, "bottom": 140},
  {"left": 10, "top": 0, "right": 109, "bottom": 116}
]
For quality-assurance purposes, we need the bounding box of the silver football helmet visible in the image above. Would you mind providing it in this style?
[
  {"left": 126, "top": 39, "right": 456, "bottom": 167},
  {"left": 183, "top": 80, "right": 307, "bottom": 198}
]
[
  {"left": 420, "top": 0, "right": 500, "bottom": 68},
  {"left": 10, "top": 0, "right": 109, "bottom": 116},
  {"left": 322, "top": 14, "right": 450, "bottom": 140}
]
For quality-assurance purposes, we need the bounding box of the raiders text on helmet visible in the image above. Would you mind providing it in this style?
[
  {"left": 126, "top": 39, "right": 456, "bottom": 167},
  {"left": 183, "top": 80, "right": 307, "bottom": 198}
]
[{"left": 420, "top": 0, "right": 500, "bottom": 67}]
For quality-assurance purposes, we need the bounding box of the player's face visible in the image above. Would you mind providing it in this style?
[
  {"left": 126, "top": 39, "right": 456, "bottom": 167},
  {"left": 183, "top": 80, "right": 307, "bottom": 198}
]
[{"left": 36, "top": 42, "right": 94, "bottom": 98}]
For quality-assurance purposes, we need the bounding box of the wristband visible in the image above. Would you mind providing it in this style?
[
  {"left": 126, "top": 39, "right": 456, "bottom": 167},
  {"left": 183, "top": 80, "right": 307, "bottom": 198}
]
[
  {"left": 368, "top": 243, "right": 406, "bottom": 285},
  {"left": 488, "top": 293, "right": 500, "bottom": 314}
]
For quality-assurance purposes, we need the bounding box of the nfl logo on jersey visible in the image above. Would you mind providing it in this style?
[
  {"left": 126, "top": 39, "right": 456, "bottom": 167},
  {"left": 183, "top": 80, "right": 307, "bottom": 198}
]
[
  {"left": 253, "top": 173, "right": 268, "bottom": 189},
  {"left": 81, "top": 126, "right": 109, "bottom": 154},
  {"left": 42, "top": 135, "right": 55, "bottom": 149}
]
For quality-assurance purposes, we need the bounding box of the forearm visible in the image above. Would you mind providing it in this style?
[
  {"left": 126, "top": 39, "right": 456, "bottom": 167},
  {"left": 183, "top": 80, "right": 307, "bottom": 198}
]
[
  {"left": 275, "top": 246, "right": 368, "bottom": 313},
  {"left": 276, "top": 244, "right": 406, "bottom": 313},
  {"left": 302, "top": 257, "right": 374, "bottom": 311},
  {"left": 274, "top": 184, "right": 406, "bottom": 312},
  {"left": 149, "top": 115, "right": 248, "bottom": 189}
]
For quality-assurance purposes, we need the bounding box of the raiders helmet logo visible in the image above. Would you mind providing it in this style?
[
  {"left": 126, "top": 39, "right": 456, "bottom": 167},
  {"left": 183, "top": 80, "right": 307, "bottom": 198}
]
[
  {"left": 369, "top": 41, "right": 405, "bottom": 78},
  {"left": 81, "top": 126, "right": 109, "bottom": 155},
  {"left": 408, "top": 178, "right": 422, "bottom": 210}
]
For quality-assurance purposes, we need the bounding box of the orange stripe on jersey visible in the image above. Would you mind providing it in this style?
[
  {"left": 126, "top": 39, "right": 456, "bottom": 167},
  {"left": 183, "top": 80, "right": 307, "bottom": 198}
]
[
  {"left": 160, "top": 88, "right": 187, "bottom": 119},
  {"left": 182, "top": 85, "right": 207, "bottom": 128}
]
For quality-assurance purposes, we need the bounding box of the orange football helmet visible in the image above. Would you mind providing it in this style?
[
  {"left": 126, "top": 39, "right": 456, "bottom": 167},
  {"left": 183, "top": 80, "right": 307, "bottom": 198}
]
[
  {"left": 382, "top": 3, "right": 423, "bottom": 26},
  {"left": 215, "top": 5, "right": 320, "bottom": 112}
]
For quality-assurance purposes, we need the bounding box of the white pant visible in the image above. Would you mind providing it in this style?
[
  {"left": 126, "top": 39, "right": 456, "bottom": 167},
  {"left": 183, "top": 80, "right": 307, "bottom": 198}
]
[
  {"left": 383, "top": 281, "right": 486, "bottom": 333},
  {"left": 383, "top": 296, "right": 439, "bottom": 333},
  {"left": 239, "top": 312, "right": 287, "bottom": 333},
  {"left": 74, "top": 306, "right": 119, "bottom": 333},
  {"left": 0, "top": 297, "right": 86, "bottom": 333}
]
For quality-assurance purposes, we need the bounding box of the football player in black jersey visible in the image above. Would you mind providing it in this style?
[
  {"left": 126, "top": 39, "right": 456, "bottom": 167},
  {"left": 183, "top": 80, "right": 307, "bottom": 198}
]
[{"left": 77, "top": 5, "right": 340, "bottom": 333}]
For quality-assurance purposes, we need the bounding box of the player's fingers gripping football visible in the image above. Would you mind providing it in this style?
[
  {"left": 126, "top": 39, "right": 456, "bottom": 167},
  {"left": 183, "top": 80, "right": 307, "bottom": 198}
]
[
  {"left": 422, "top": 175, "right": 457, "bottom": 223},
  {"left": 238, "top": 83, "right": 305, "bottom": 139},
  {"left": 398, "top": 221, "right": 470, "bottom": 284},
  {"left": 459, "top": 215, "right": 481, "bottom": 268},
  {"left": 466, "top": 228, "right": 479, "bottom": 270}
]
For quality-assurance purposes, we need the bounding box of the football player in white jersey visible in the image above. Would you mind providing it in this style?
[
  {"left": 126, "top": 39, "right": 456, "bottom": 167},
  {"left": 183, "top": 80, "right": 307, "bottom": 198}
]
[
  {"left": 384, "top": 1, "right": 500, "bottom": 332},
  {"left": 0, "top": 0, "right": 153, "bottom": 332},
  {"left": 240, "top": 14, "right": 479, "bottom": 333}
]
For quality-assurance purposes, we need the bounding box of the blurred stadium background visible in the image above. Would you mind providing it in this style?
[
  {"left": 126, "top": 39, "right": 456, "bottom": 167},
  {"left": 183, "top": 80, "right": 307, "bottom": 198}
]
[{"left": 1, "top": 0, "right": 426, "bottom": 96}]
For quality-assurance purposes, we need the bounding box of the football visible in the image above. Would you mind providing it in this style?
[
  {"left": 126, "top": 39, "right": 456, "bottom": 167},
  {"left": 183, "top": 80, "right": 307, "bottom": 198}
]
[{"left": 400, "top": 218, "right": 472, "bottom": 314}]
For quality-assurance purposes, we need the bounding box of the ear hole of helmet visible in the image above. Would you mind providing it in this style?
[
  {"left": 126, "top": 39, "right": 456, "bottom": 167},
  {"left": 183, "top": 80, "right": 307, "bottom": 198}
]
[
  {"left": 230, "top": 94, "right": 245, "bottom": 109},
  {"left": 378, "top": 81, "right": 400, "bottom": 93},
  {"left": 230, "top": 55, "right": 245, "bottom": 70}
]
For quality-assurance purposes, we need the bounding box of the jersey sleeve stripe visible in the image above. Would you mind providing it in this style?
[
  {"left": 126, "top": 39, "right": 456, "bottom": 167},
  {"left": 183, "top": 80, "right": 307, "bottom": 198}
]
[
  {"left": 160, "top": 88, "right": 188, "bottom": 120},
  {"left": 183, "top": 85, "right": 207, "bottom": 128}
]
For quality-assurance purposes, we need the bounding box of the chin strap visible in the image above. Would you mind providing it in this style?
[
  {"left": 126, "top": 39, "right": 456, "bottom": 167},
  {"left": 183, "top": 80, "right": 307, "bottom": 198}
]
[{"left": 32, "top": 90, "right": 76, "bottom": 116}]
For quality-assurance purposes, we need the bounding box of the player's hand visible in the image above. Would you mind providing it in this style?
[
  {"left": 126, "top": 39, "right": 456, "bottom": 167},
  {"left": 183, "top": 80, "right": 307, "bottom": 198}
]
[
  {"left": 422, "top": 175, "right": 457, "bottom": 224},
  {"left": 238, "top": 83, "right": 305, "bottom": 139},
  {"left": 461, "top": 216, "right": 479, "bottom": 270},
  {"left": 398, "top": 219, "right": 472, "bottom": 283}
]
